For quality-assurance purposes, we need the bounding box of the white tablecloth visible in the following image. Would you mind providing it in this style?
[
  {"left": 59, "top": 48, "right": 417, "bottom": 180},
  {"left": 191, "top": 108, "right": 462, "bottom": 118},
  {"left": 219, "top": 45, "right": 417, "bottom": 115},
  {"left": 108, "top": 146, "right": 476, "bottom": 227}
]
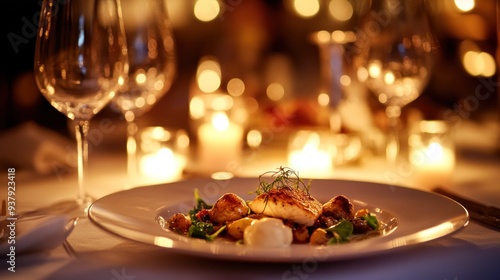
[{"left": 1, "top": 151, "right": 499, "bottom": 280}]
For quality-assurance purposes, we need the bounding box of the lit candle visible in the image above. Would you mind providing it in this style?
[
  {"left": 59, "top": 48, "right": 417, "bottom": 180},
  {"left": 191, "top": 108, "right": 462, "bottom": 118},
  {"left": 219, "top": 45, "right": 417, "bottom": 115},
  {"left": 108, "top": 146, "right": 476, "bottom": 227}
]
[
  {"left": 137, "top": 127, "right": 188, "bottom": 185},
  {"left": 288, "top": 131, "right": 332, "bottom": 177},
  {"left": 409, "top": 121, "right": 455, "bottom": 189},
  {"left": 197, "top": 112, "right": 244, "bottom": 174},
  {"left": 139, "top": 147, "right": 185, "bottom": 183}
]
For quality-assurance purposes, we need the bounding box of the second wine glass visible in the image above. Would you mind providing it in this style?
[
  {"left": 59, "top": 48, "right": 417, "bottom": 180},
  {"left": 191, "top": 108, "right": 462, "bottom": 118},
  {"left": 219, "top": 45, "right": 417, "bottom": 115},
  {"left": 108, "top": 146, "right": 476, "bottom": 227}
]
[
  {"left": 111, "top": 0, "right": 176, "bottom": 184},
  {"left": 355, "top": 0, "right": 436, "bottom": 166}
]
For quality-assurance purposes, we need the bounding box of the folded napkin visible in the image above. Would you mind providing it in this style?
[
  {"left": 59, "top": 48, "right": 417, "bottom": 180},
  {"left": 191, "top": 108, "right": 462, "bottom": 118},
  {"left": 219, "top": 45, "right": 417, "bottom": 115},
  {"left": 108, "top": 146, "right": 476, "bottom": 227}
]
[
  {"left": 0, "top": 122, "right": 75, "bottom": 174},
  {"left": 0, "top": 215, "right": 75, "bottom": 255}
]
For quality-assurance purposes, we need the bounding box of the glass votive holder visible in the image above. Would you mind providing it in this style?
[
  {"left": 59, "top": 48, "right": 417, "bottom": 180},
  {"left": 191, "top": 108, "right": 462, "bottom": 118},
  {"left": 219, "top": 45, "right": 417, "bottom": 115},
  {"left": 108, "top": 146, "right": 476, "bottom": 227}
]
[
  {"left": 138, "top": 126, "right": 189, "bottom": 184},
  {"left": 288, "top": 129, "right": 334, "bottom": 177},
  {"left": 408, "top": 120, "right": 455, "bottom": 189},
  {"left": 332, "top": 132, "right": 363, "bottom": 166},
  {"left": 190, "top": 93, "right": 247, "bottom": 175}
]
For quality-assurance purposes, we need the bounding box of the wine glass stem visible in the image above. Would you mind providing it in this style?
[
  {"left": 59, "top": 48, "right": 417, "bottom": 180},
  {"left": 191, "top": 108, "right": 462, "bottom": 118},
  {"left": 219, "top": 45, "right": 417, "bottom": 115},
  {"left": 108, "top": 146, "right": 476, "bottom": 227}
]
[
  {"left": 126, "top": 120, "right": 138, "bottom": 185},
  {"left": 386, "top": 106, "right": 401, "bottom": 166},
  {"left": 74, "top": 119, "right": 90, "bottom": 205}
]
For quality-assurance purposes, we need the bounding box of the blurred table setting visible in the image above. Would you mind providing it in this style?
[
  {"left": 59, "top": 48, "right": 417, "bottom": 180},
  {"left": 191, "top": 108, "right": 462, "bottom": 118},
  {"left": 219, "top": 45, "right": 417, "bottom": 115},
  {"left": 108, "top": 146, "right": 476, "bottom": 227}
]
[{"left": 1, "top": 0, "right": 500, "bottom": 279}]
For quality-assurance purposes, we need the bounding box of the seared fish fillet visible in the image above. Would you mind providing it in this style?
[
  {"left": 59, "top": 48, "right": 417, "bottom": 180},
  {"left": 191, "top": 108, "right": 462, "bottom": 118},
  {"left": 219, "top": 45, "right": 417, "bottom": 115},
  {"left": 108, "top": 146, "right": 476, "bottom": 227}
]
[{"left": 248, "top": 186, "right": 322, "bottom": 226}]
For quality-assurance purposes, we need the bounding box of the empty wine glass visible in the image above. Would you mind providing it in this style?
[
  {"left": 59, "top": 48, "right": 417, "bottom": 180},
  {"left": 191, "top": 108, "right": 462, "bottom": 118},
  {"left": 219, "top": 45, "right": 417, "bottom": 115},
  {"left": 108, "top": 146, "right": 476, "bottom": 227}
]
[
  {"left": 34, "top": 0, "right": 127, "bottom": 210},
  {"left": 110, "top": 0, "right": 176, "bottom": 184},
  {"left": 354, "top": 0, "right": 437, "bottom": 165}
]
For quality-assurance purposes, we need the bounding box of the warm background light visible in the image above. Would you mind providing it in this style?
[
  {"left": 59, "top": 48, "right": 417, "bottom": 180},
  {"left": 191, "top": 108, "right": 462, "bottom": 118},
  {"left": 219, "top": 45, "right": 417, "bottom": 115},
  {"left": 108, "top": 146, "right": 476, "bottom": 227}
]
[
  {"left": 291, "top": 0, "right": 320, "bottom": 18},
  {"left": 462, "top": 51, "right": 495, "bottom": 77},
  {"left": 189, "top": 96, "right": 205, "bottom": 119},
  {"left": 194, "top": 0, "right": 220, "bottom": 22},
  {"left": 317, "top": 92, "right": 330, "bottom": 107},
  {"left": 198, "top": 70, "right": 221, "bottom": 93},
  {"left": 266, "top": 83, "right": 285, "bottom": 101},
  {"left": 339, "top": 75, "right": 351, "bottom": 86},
  {"left": 454, "top": 0, "right": 475, "bottom": 12},
  {"left": 459, "top": 40, "right": 496, "bottom": 77},
  {"left": 368, "top": 62, "right": 382, "bottom": 78},
  {"left": 246, "top": 129, "right": 262, "bottom": 148},
  {"left": 227, "top": 78, "right": 245, "bottom": 97},
  {"left": 211, "top": 95, "right": 234, "bottom": 112},
  {"left": 196, "top": 58, "right": 222, "bottom": 93},
  {"left": 328, "top": 0, "right": 354, "bottom": 21}
]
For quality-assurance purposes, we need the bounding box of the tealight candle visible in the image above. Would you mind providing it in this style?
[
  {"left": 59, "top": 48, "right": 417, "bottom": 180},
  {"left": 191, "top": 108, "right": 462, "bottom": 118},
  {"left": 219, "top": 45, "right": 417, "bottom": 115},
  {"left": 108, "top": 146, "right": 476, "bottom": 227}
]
[
  {"left": 140, "top": 147, "right": 184, "bottom": 182},
  {"left": 197, "top": 112, "right": 244, "bottom": 174},
  {"left": 409, "top": 121, "right": 455, "bottom": 189},
  {"left": 137, "top": 127, "right": 189, "bottom": 184},
  {"left": 288, "top": 130, "right": 333, "bottom": 177}
]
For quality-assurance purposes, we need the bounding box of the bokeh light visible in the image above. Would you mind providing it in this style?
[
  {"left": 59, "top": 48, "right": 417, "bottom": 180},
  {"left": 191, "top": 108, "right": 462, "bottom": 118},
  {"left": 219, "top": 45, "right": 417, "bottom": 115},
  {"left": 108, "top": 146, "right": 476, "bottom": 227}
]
[{"left": 194, "top": 0, "right": 220, "bottom": 22}]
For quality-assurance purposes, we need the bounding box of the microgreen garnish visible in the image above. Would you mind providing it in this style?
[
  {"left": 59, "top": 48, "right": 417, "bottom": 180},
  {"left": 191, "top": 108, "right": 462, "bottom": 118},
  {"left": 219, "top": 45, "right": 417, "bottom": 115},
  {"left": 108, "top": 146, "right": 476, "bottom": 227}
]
[
  {"left": 326, "top": 220, "right": 353, "bottom": 244},
  {"left": 252, "top": 166, "right": 311, "bottom": 195},
  {"left": 360, "top": 213, "right": 379, "bottom": 230}
]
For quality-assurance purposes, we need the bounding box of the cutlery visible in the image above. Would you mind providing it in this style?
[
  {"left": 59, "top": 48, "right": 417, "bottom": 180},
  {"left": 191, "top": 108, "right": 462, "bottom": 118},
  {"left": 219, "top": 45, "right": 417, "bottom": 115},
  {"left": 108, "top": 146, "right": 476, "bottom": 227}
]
[
  {"left": 433, "top": 187, "right": 500, "bottom": 230},
  {"left": 0, "top": 199, "right": 79, "bottom": 256},
  {"left": 1, "top": 199, "right": 75, "bottom": 242}
]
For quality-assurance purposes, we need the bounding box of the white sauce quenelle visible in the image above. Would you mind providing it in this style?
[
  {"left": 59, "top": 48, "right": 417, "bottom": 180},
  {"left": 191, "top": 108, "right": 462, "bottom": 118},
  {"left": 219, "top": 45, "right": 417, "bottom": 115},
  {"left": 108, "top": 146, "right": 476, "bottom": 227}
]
[{"left": 243, "top": 217, "right": 293, "bottom": 247}]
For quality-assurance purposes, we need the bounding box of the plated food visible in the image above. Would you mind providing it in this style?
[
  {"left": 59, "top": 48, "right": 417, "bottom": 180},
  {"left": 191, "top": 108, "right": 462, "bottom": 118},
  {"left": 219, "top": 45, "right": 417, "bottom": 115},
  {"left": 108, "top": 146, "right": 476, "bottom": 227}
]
[
  {"left": 89, "top": 176, "right": 468, "bottom": 262},
  {"left": 163, "top": 167, "right": 382, "bottom": 247}
]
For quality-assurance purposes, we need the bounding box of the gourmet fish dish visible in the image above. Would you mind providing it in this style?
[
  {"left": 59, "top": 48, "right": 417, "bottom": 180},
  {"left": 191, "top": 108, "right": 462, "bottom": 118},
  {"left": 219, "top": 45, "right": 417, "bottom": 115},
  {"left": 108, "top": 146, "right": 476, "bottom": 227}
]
[{"left": 163, "top": 167, "right": 383, "bottom": 247}]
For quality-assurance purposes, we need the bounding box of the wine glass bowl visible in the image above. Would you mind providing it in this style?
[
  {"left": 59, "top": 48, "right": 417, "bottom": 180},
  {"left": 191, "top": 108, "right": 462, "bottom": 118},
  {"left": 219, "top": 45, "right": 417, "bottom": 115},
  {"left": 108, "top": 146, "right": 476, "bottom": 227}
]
[
  {"left": 110, "top": 0, "right": 176, "bottom": 184},
  {"left": 363, "top": 36, "right": 433, "bottom": 109},
  {"left": 38, "top": 62, "right": 119, "bottom": 121},
  {"left": 355, "top": 0, "right": 436, "bottom": 165},
  {"left": 111, "top": 0, "right": 176, "bottom": 120},
  {"left": 111, "top": 57, "right": 176, "bottom": 121},
  {"left": 34, "top": 0, "right": 127, "bottom": 208}
]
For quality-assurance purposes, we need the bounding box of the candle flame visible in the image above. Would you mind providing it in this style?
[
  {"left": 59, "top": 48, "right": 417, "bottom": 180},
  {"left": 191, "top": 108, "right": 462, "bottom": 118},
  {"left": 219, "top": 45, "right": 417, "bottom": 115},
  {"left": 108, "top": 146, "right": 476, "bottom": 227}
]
[
  {"left": 140, "top": 147, "right": 183, "bottom": 182},
  {"left": 212, "top": 112, "right": 229, "bottom": 131},
  {"left": 288, "top": 131, "right": 331, "bottom": 174},
  {"left": 425, "top": 142, "right": 444, "bottom": 161}
]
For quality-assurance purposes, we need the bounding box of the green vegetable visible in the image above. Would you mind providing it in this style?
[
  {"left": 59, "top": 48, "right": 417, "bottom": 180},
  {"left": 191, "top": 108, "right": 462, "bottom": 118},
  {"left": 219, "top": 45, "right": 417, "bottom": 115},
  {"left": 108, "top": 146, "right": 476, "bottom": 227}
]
[
  {"left": 188, "top": 219, "right": 214, "bottom": 239},
  {"left": 326, "top": 220, "right": 353, "bottom": 244},
  {"left": 360, "top": 213, "right": 379, "bottom": 230},
  {"left": 187, "top": 188, "right": 218, "bottom": 240}
]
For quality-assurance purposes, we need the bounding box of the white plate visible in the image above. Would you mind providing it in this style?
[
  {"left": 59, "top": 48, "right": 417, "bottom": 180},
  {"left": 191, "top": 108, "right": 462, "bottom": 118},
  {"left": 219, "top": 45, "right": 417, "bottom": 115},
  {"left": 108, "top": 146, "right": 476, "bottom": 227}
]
[{"left": 88, "top": 178, "right": 468, "bottom": 262}]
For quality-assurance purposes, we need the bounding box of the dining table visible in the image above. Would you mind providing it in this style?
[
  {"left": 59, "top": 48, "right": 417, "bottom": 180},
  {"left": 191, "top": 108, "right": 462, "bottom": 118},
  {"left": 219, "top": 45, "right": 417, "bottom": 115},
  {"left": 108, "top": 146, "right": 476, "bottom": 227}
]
[{"left": 1, "top": 119, "right": 499, "bottom": 280}]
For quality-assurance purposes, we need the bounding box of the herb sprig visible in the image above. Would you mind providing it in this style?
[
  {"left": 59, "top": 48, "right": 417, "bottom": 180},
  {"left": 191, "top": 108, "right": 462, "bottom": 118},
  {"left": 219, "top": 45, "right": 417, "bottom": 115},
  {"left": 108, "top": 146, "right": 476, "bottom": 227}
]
[{"left": 252, "top": 166, "right": 311, "bottom": 195}]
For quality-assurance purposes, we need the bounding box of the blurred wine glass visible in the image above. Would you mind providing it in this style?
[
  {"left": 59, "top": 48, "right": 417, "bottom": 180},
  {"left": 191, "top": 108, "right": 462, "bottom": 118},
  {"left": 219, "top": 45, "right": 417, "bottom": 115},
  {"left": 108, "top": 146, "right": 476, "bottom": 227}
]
[
  {"left": 355, "top": 0, "right": 437, "bottom": 165},
  {"left": 110, "top": 0, "right": 176, "bottom": 184},
  {"left": 34, "top": 0, "right": 127, "bottom": 210}
]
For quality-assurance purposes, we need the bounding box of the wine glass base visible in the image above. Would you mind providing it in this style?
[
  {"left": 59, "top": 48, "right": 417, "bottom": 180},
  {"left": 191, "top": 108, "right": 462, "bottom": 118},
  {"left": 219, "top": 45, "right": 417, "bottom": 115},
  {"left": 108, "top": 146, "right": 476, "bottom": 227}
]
[{"left": 76, "top": 194, "right": 95, "bottom": 216}]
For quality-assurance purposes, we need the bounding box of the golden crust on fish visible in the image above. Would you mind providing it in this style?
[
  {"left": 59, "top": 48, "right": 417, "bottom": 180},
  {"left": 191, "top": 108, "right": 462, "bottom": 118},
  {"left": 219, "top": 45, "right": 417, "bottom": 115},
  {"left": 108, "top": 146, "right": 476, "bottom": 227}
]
[{"left": 248, "top": 186, "right": 322, "bottom": 226}]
